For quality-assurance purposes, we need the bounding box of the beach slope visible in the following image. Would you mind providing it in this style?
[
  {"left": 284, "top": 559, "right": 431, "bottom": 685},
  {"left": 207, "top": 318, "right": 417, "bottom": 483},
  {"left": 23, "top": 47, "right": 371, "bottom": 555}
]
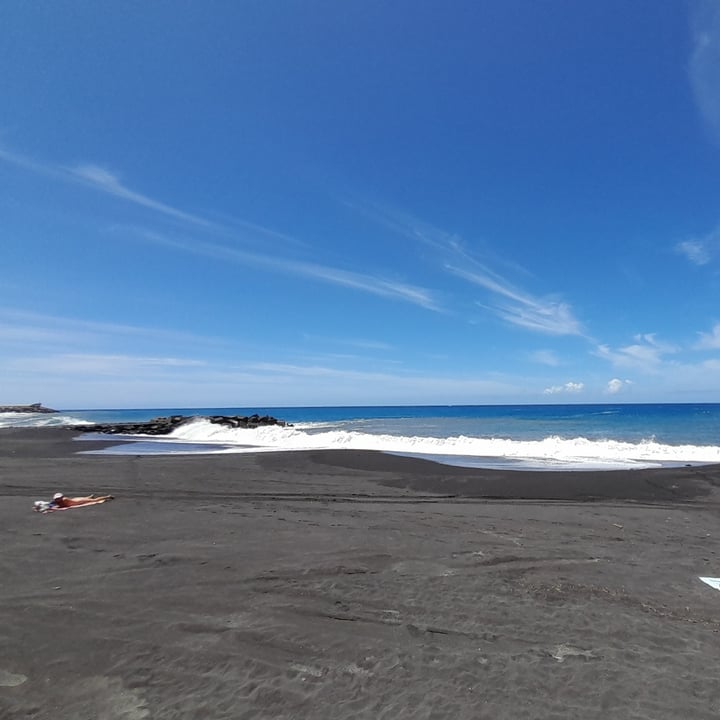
[{"left": 2, "top": 428, "right": 720, "bottom": 719}]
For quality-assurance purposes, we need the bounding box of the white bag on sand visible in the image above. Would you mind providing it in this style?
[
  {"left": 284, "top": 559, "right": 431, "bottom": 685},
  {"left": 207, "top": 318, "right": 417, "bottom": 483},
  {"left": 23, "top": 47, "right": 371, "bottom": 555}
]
[{"left": 699, "top": 577, "right": 720, "bottom": 591}]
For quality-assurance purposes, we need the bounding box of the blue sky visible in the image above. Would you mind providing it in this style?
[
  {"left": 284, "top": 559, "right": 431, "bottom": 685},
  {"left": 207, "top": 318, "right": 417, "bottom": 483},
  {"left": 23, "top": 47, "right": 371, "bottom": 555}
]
[{"left": 2, "top": 0, "right": 720, "bottom": 408}]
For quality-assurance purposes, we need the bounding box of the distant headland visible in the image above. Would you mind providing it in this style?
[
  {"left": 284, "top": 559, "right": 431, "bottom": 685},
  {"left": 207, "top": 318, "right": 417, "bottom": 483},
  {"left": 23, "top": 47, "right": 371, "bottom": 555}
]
[{"left": 0, "top": 403, "right": 58, "bottom": 414}]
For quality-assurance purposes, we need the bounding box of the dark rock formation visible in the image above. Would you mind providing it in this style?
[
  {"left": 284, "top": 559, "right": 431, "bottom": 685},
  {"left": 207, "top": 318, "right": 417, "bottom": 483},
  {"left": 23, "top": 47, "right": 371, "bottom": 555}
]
[
  {"left": 0, "top": 403, "right": 57, "bottom": 414},
  {"left": 72, "top": 414, "right": 290, "bottom": 435}
]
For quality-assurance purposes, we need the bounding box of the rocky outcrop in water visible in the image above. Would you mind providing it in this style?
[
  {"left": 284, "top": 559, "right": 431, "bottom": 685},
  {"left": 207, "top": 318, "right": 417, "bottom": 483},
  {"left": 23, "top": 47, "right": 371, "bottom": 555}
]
[
  {"left": 0, "top": 403, "right": 57, "bottom": 414},
  {"left": 72, "top": 414, "right": 289, "bottom": 435}
]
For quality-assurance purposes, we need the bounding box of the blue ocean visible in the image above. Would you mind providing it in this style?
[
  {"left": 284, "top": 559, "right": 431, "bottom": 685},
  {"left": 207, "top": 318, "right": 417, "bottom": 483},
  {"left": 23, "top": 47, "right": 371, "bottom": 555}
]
[{"left": 3, "top": 404, "right": 720, "bottom": 471}]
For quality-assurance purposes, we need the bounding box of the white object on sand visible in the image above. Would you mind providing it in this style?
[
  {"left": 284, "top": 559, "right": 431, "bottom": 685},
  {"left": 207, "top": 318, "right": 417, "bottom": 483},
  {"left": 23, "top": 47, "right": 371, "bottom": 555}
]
[{"left": 699, "top": 577, "right": 720, "bottom": 591}]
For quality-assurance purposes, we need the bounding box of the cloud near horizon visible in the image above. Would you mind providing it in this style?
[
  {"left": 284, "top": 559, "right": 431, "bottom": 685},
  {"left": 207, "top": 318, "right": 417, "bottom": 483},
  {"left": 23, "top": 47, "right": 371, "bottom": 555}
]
[
  {"left": 543, "top": 381, "right": 584, "bottom": 395},
  {"left": 696, "top": 323, "right": 720, "bottom": 349},
  {"left": 1, "top": 349, "right": 530, "bottom": 408},
  {"left": 9, "top": 353, "right": 207, "bottom": 377},
  {"left": 596, "top": 334, "right": 677, "bottom": 371},
  {"left": 606, "top": 378, "right": 632, "bottom": 395},
  {"left": 0, "top": 308, "right": 230, "bottom": 350}
]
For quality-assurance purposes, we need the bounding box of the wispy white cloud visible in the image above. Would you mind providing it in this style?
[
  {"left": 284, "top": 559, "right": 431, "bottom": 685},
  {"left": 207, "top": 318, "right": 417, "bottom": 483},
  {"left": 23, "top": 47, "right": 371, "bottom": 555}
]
[
  {"left": 301, "top": 333, "right": 394, "bottom": 352},
  {"left": 529, "top": 349, "right": 561, "bottom": 366},
  {"left": 449, "top": 264, "right": 582, "bottom": 336},
  {"left": 300, "top": 263, "right": 439, "bottom": 310},
  {"left": 355, "top": 202, "right": 583, "bottom": 336},
  {"left": 3, "top": 353, "right": 206, "bottom": 383},
  {"left": 340, "top": 339, "right": 393, "bottom": 351},
  {"left": 12, "top": 353, "right": 206, "bottom": 377},
  {"left": 352, "top": 202, "right": 463, "bottom": 255},
  {"left": 494, "top": 298, "right": 580, "bottom": 336},
  {"left": 675, "top": 221, "right": 720, "bottom": 266},
  {"left": 0, "top": 146, "right": 61, "bottom": 178},
  {"left": 0, "top": 322, "right": 75, "bottom": 346},
  {"left": 238, "top": 360, "right": 527, "bottom": 400},
  {"left": 0, "top": 146, "right": 216, "bottom": 229},
  {"left": 207, "top": 211, "right": 303, "bottom": 248},
  {"left": 606, "top": 378, "right": 632, "bottom": 395},
  {"left": 696, "top": 323, "right": 720, "bottom": 349},
  {"left": 676, "top": 239, "right": 712, "bottom": 265},
  {"left": 348, "top": 201, "right": 583, "bottom": 335},
  {"left": 596, "top": 333, "right": 677, "bottom": 371},
  {"left": 133, "top": 229, "right": 441, "bottom": 311},
  {"left": 69, "top": 164, "right": 215, "bottom": 229},
  {"left": 543, "top": 381, "right": 584, "bottom": 395},
  {"left": 689, "top": 0, "right": 720, "bottom": 144},
  {"left": 0, "top": 145, "right": 440, "bottom": 311},
  {"left": 0, "top": 308, "right": 228, "bottom": 349},
  {"left": 359, "top": 202, "right": 533, "bottom": 280},
  {"left": 2, "top": 348, "right": 535, "bottom": 407}
]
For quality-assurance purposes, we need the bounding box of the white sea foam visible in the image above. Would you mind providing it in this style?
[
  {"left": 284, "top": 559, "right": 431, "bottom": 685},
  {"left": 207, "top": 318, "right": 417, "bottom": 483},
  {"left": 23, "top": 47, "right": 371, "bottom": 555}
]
[{"left": 164, "top": 418, "right": 720, "bottom": 470}]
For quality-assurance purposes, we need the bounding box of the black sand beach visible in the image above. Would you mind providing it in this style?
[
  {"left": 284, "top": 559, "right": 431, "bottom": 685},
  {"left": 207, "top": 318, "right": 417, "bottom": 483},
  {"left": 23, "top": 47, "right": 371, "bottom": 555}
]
[{"left": 3, "top": 428, "right": 720, "bottom": 719}]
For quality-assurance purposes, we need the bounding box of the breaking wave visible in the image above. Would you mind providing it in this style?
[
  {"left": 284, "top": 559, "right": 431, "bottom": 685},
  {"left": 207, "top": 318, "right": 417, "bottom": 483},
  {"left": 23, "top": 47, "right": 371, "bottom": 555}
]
[{"left": 163, "top": 418, "right": 720, "bottom": 470}]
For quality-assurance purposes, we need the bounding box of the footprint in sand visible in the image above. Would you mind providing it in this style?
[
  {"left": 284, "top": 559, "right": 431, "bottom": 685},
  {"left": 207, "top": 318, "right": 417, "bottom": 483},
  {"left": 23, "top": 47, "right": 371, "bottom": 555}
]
[
  {"left": 0, "top": 669, "right": 27, "bottom": 687},
  {"left": 65, "top": 676, "right": 150, "bottom": 720},
  {"left": 391, "top": 560, "right": 455, "bottom": 577},
  {"left": 549, "top": 644, "right": 599, "bottom": 662}
]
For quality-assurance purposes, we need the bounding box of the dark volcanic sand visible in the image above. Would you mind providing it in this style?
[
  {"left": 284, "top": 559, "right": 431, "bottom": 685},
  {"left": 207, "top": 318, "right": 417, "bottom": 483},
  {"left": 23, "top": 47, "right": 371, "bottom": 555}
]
[{"left": 2, "top": 428, "right": 720, "bottom": 719}]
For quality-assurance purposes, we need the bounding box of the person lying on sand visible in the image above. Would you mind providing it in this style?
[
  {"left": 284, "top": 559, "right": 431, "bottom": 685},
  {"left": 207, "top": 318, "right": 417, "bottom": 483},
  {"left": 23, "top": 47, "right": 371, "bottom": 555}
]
[
  {"left": 51, "top": 492, "right": 114, "bottom": 508},
  {"left": 33, "top": 492, "right": 114, "bottom": 513}
]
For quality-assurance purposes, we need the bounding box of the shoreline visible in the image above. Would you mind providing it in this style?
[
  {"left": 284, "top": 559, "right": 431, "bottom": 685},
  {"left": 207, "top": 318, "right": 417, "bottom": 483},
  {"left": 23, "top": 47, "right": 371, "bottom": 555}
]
[
  {"left": 6, "top": 405, "right": 720, "bottom": 470},
  {"left": 3, "top": 427, "right": 720, "bottom": 718},
  {"left": 1, "top": 427, "right": 719, "bottom": 503}
]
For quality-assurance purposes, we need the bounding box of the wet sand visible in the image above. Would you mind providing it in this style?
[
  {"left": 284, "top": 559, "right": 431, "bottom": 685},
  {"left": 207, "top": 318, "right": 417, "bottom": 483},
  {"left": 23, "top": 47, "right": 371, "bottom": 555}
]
[{"left": 2, "top": 428, "right": 720, "bottom": 719}]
